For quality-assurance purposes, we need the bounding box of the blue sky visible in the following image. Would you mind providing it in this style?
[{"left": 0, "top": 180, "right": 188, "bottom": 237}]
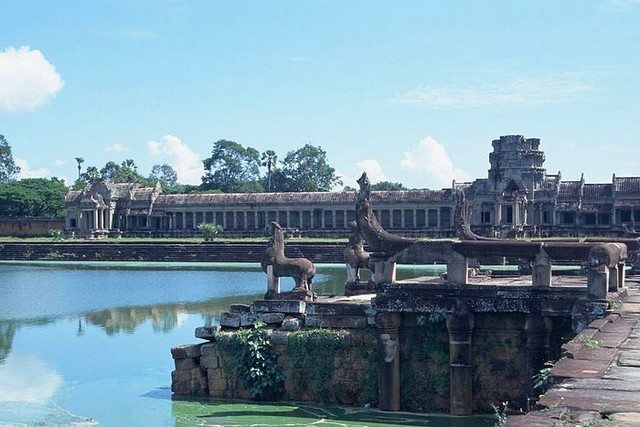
[{"left": 1, "top": 0, "right": 639, "bottom": 189}]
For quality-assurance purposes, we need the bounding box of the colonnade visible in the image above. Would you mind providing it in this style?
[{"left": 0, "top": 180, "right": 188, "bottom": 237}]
[{"left": 137, "top": 206, "right": 454, "bottom": 231}]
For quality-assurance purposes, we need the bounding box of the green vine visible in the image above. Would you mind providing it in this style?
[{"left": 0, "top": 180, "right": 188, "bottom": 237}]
[
  {"left": 287, "top": 328, "right": 342, "bottom": 401},
  {"left": 214, "top": 323, "right": 284, "bottom": 401}
]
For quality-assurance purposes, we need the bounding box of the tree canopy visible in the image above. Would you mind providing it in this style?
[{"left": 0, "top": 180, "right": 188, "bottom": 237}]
[
  {"left": 275, "top": 144, "right": 342, "bottom": 192},
  {"left": 370, "top": 181, "right": 407, "bottom": 191},
  {"left": 0, "top": 135, "right": 20, "bottom": 183},
  {"left": 201, "top": 140, "right": 263, "bottom": 193},
  {"left": 0, "top": 178, "right": 67, "bottom": 217},
  {"left": 150, "top": 164, "right": 178, "bottom": 188}
]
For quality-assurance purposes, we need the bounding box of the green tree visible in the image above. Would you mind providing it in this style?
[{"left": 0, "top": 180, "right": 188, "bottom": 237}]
[
  {"left": 150, "top": 164, "right": 178, "bottom": 188},
  {"left": 0, "top": 135, "right": 21, "bottom": 183},
  {"left": 0, "top": 178, "right": 67, "bottom": 217},
  {"left": 94, "top": 159, "right": 149, "bottom": 184},
  {"left": 370, "top": 181, "right": 407, "bottom": 191},
  {"left": 260, "top": 150, "right": 278, "bottom": 192},
  {"left": 75, "top": 157, "right": 84, "bottom": 180},
  {"left": 202, "top": 140, "right": 263, "bottom": 193},
  {"left": 277, "top": 144, "right": 342, "bottom": 192},
  {"left": 81, "top": 166, "right": 101, "bottom": 183}
]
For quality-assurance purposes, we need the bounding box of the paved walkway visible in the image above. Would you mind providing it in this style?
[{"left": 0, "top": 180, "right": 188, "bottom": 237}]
[{"left": 507, "top": 277, "right": 640, "bottom": 426}]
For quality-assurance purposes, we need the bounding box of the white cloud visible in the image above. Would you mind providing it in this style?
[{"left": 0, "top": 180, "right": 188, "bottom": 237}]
[
  {"left": 0, "top": 353, "right": 62, "bottom": 403},
  {"left": 0, "top": 46, "right": 64, "bottom": 112},
  {"left": 147, "top": 135, "right": 202, "bottom": 184},
  {"left": 103, "top": 142, "right": 126, "bottom": 154},
  {"left": 394, "top": 74, "right": 595, "bottom": 109},
  {"left": 334, "top": 171, "right": 357, "bottom": 190},
  {"left": 15, "top": 157, "right": 50, "bottom": 179},
  {"left": 356, "top": 159, "right": 388, "bottom": 184},
  {"left": 401, "top": 136, "right": 471, "bottom": 188},
  {"left": 53, "top": 159, "right": 67, "bottom": 167}
]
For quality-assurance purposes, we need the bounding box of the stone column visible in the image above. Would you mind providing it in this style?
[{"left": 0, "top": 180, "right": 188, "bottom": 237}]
[
  {"left": 373, "top": 259, "right": 397, "bottom": 286},
  {"left": 332, "top": 210, "right": 336, "bottom": 229},
  {"left": 412, "top": 209, "right": 417, "bottom": 228},
  {"left": 446, "top": 303, "right": 474, "bottom": 416},
  {"left": 264, "top": 265, "right": 281, "bottom": 299},
  {"left": 587, "top": 264, "right": 609, "bottom": 299},
  {"left": 532, "top": 249, "right": 552, "bottom": 287},
  {"left": 107, "top": 209, "right": 113, "bottom": 230},
  {"left": 447, "top": 252, "right": 468, "bottom": 285},
  {"left": 436, "top": 208, "right": 441, "bottom": 228},
  {"left": 494, "top": 204, "right": 502, "bottom": 226},
  {"left": 93, "top": 209, "right": 99, "bottom": 230},
  {"left": 525, "top": 314, "right": 551, "bottom": 387},
  {"left": 376, "top": 312, "right": 401, "bottom": 411},
  {"left": 286, "top": 211, "right": 291, "bottom": 228}
]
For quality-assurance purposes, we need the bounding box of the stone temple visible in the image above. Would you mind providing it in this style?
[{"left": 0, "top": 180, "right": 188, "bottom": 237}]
[{"left": 65, "top": 135, "right": 640, "bottom": 238}]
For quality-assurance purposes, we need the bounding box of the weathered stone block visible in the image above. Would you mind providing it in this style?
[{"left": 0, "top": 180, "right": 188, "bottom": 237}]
[
  {"left": 252, "top": 300, "right": 306, "bottom": 314},
  {"left": 229, "top": 304, "right": 251, "bottom": 314},
  {"left": 171, "top": 380, "right": 190, "bottom": 394},
  {"left": 220, "top": 312, "right": 241, "bottom": 328},
  {"left": 195, "top": 326, "right": 218, "bottom": 341},
  {"left": 240, "top": 313, "right": 259, "bottom": 327},
  {"left": 171, "top": 343, "right": 201, "bottom": 359},
  {"left": 304, "top": 315, "right": 367, "bottom": 329},
  {"left": 171, "top": 369, "right": 191, "bottom": 382},
  {"left": 200, "top": 342, "right": 218, "bottom": 357},
  {"left": 305, "top": 302, "right": 369, "bottom": 316},
  {"left": 189, "top": 367, "right": 208, "bottom": 395},
  {"left": 175, "top": 357, "right": 198, "bottom": 371},
  {"left": 282, "top": 316, "right": 301, "bottom": 331},
  {"left": 259, "top": 312, "right": 286, "bottom": 325},
  {"left": 269, "top": 330, "right": 290, "bottom": 345},
  {"left": 200, "top": 356, "right": 219, "bottom": 369}
]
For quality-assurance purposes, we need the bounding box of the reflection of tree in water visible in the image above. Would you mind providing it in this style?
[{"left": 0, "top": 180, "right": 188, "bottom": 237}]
[
  {"left": 0, "top": 321, "right": 17, "bottom": 364},
  {"left": 0, "top": 318, "right": 54, "bottom": 364},
  {"left": 84, "top": 294, "right": 259, "bottom": 335}
]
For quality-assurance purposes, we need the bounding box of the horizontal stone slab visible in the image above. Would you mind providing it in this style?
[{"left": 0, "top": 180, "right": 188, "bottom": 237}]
[
  {"left": 305, "top": 302, "right": 369, "bottom": 317},
  {"left": 229, "top": 304, "right": 251, "bottom": 314},
  {"left": 240, "top": 313, "right": 259, "bottom": 327},
  {"left": 171, "top": 343, "right": 201, "bottom": 359},
  {"left": 559, "top": 378, "right": 640, "bottom": 392},
  {"left": 220, "top": 312, "right": 241, "bottom": 328},
  {"left": 200, "top": 343, "right": 218, "bottom": 357},
  {"left": 251, "top": 300, "right": 306, "bottom": 314},
  {"left": 175, "top": 357, "right": 198, "bottom": 371},
  {"left": 618, "top": 350, "right": 640, "bottom": 367},
  {"left": 195, "top": 326, "right": 218, "bottom": 341},
  {"left": 304, "top": 315, "right": 367, "bottom": 329},
  {"left": 540, "top": 387, "right": 640, "bottom": 413},
  {"left": 550, "top": 357, "right": 611, "bottom": 379},
  {"left": 259, "top": 312, "right": 285, "bottom": 325}
]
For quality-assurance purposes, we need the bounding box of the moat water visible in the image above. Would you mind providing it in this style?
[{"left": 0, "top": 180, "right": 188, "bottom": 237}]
[{"left": 0, "top": 261, "right": 493, "bottom": 426}]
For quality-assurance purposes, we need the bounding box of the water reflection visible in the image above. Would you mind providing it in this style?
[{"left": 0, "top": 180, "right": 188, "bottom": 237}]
[{"left": 0, "top": 353, "right": 62, "bottom": 403}]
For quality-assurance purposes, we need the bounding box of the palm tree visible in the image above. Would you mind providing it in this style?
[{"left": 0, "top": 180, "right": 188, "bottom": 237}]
[
  {"left": 75, "top": 157, "right": 84, "bottom": 179},
  {"left": 261, "top": 150, "right": 277, "bottom": 192}
]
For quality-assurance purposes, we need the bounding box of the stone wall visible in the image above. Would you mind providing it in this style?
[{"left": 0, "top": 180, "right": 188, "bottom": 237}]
[
  {"left": 171, "top": 328, "right": 379, "bottom": 406},
  {"left": 172, "top": 309, "right": 574, "bottom": 413},
  {"left": 0, "top": 217, "right": 64, "bottom": 236},
  {"left": 0, "top": 242, "right": 345, "bottom": 263}
]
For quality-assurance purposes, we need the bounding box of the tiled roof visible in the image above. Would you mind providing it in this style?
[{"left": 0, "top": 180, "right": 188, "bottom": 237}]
[
  {"left": 154, "top": 189, "right": 453, "bottom": 208},
  {"left": 614, "top": 177, "right": 640, "bottom": 195},
  {"left": 583, "top": 184, "right": 612, "bottom": 199},
  {"left": 558, "top": 181, "right": 581, "bottom": 197}
]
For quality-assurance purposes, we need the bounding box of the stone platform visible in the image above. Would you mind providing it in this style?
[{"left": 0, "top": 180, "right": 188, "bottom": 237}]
[{"left": 506, "top": 276, "right": 640, "bottom": 426}]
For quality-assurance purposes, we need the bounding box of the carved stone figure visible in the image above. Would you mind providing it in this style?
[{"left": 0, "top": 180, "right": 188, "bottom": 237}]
[
  {"left": 356, "top": 172, "right": 418, "bottom": 255},
  {"left": 344, "top": 221, "right": 372, "bottom": 283},
  {"left": 453, "top": 188, "right": 499, "bottom": 241},
  {"left": 261, "top": 221, "right": 316, "bottom": 299}
]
